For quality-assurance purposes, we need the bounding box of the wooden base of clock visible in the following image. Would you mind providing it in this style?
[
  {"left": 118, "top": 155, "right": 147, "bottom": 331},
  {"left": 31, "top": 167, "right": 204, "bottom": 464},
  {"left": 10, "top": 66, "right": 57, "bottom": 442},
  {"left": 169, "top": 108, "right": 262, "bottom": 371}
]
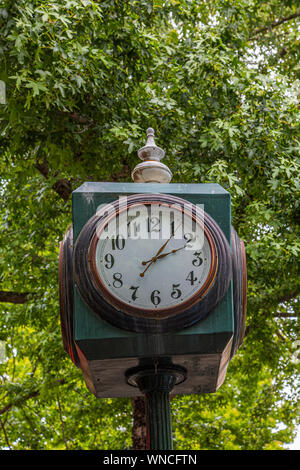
[{"left": 74, "top": 336, "right": 232, "bottom": 398}]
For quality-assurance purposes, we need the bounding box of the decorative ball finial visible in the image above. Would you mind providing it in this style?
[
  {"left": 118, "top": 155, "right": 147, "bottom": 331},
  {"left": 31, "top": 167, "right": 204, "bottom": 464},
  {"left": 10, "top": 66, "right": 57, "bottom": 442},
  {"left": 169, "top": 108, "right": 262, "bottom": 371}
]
[
  {"left": 147, "top": 127, "right": 155, "bottom": 139},
  {"left": 132, "top": 128, "right": 172, "bottom": 183},
  {"left": 137, "top": 127, "right": 165, "bottom": 162}
]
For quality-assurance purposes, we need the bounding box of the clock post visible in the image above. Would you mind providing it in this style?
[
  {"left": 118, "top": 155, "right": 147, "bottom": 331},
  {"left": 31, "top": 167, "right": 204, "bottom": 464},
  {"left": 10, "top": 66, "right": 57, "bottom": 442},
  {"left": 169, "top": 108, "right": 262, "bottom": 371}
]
[
  {"left": 128, "top": 128, "right": 187, "bottom": 450},
  {"left": 59, "top": 128, "right": 247, "bottom": 451}
]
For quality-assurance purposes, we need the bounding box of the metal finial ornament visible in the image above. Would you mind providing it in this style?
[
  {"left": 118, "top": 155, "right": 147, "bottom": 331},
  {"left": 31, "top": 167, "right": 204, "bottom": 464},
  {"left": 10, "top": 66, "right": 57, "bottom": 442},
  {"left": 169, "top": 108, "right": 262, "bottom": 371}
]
[{"left": 131, "top": 128, "right": 172, "bottom": 183}]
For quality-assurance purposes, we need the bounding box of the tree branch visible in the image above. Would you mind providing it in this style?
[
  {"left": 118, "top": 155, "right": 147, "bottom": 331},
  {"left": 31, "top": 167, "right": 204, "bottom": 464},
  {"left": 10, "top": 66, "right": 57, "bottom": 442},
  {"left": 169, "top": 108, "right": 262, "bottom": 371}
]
[
  {"left": 68, "top": 112, "right": 94, "bottom": 126},
  {"left": 55, "top": 110, "right": 94, "bottom": 126},
  {"left": 277, "top": 290, "right": 299, "bottom": 305},
  {"left": 0, "top": 390, "right": 39, "bottom": 416},
  {"left": 0, "top": 290, "right": 31, "bottom": 304},
  {"left": 52, "top": 178, "right": 73, "bottom": 202},
  {"left": 0, "top": 417, "right": 12, "bottom": 449},
  {"left": 0, "top": 379, "right": 66, "bottom": 417},
  {"left": 35, "top": 162, "right": 72, "bottom": 202},
  {"left": 57, "top": 394, "right": 69, "bottom": 450},
  {"left": 252, "top": 11, "right": 300, "bottom": 36}
]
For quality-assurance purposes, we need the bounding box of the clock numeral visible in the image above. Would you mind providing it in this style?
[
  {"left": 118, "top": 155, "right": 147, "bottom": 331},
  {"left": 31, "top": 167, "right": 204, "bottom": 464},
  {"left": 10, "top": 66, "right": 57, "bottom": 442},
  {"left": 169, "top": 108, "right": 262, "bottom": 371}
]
[
  {"left": 192, "top": 251, "right": 203, "bottom": 267},
  {"left": 150, "top": 290, "right": 161, "bottom": 306},
  {"left": 184, "top": 232, "right": 196, "bottom": 248},
  {"left": 104, "top": 253, "right": 114, "bottom": 269},
  {"left": 171, "top": 283, "right": 182, "bottom": 299},
  {"left": 129, "top": 286, "right": 139, "bottom": 301},
  {"left": 112, "top": 272, "right": 123, "bottom": 288},
  {"left": 186, "top": 270, "right": 197, "bottom": 286},
  {"left": 147, "top": 216, "right": 161, "bottom": 233},
  {"left": 111, "top": 235, "right": 125, "bottom": 250}
]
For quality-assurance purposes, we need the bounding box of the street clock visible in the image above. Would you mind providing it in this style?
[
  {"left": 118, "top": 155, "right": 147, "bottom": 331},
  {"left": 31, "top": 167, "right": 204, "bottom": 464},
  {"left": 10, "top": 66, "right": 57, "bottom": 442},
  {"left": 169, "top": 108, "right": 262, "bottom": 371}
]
[{"left": 59, "top": 129, "right": 247, "bottom": 399}]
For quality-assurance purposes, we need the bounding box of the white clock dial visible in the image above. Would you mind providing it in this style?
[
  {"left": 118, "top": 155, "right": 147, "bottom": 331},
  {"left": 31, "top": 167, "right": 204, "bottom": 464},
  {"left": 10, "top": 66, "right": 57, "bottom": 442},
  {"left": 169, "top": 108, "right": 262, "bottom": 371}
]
[{"left": 92, "top": 203, "right": 215, "bottom": 316}]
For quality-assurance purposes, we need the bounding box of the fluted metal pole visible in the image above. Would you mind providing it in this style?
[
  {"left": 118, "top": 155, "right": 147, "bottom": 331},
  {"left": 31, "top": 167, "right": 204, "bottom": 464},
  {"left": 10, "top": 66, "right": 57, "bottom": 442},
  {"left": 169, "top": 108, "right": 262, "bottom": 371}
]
[
  {"left": 138, "top": 371, "right": 176, "bottom": 450},
  {"left": 126, "top": 362, "right": 186, "bottom": 450},
  {"left": 146, "top": 390, "right": 173, "bottom": 449}
]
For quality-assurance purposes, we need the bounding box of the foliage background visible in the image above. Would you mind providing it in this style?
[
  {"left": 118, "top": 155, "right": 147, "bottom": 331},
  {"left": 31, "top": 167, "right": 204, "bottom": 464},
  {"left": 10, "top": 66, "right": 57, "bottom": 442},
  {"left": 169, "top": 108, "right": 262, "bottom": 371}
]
[{"left": 0, "top": 0, "right": 299, "bottom": 450}]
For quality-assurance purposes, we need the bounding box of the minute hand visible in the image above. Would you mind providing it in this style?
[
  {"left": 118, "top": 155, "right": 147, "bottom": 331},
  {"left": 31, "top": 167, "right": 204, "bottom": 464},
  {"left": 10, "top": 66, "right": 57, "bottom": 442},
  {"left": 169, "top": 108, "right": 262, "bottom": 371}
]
[
  {"left": 142, "top": 245, "right": 186, "bottom": 265},
  {"left": 139, "top": 226, "right": 180, "bottom": 277}
]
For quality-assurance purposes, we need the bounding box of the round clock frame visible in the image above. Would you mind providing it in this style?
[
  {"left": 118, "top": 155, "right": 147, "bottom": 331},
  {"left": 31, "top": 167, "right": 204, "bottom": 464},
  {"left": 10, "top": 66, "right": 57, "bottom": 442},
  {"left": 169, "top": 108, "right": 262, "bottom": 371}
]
[
  {"left": 58, "top": 224, "right": 79, "bottom": 367},
  {"left": 74, "top": 193, "right": 232, "bottom": 333},
  {"left": 230, "top": 226, "right": 247, "bottom": 357}
]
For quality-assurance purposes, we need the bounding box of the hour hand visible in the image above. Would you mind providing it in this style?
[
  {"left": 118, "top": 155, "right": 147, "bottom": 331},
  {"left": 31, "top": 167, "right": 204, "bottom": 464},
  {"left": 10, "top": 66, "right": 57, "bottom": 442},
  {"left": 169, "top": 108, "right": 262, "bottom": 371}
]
[
  {"left": 142, "top": 245, "right": 186, "bottom": 265},
  {"left": 139, "top": 223, "right": 183, "bottom": 277}
]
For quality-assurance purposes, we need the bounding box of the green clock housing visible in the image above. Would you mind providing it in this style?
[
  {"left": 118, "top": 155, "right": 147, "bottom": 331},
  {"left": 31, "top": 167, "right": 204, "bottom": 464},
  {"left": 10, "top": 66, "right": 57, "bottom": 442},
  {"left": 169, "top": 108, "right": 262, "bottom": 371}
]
[{"left": 59, "top": 182, "right": 246, "bottom": 398}]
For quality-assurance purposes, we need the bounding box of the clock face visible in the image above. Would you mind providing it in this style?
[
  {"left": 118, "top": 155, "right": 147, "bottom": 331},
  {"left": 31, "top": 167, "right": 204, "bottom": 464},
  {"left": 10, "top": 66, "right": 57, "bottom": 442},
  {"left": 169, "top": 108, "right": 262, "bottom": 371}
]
[{"left": 89, "top": 201, "right": 217, "bottom": 319}]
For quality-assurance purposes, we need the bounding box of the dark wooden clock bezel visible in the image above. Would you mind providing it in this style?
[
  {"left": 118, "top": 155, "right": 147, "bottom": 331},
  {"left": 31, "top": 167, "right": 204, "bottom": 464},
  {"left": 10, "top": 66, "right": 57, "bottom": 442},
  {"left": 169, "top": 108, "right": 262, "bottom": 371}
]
[
  {"left": 89, "top": 200, "right": 217, "bottom": 319},
  {"left": 230, "top": 226, "right": 247, "bottom": 357},
  {"left": 74, "top": 194, "right": 232, "bottom": 333},
  {"left": 58, "top": 225, "right": 80, "bottom": 367}
]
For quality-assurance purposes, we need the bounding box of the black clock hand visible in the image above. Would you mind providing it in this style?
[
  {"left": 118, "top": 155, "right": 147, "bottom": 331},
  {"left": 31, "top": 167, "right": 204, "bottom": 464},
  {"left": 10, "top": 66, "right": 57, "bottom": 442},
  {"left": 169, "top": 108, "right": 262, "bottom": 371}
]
[
  {"left": 139, "top": 224, "right": 181, "bottom": 277},
  {"left": 141, "top": 245, "right": 187, "bottom": 265},
  {"left": 139, "top": 236, "right": 174, "bottom": 277}
]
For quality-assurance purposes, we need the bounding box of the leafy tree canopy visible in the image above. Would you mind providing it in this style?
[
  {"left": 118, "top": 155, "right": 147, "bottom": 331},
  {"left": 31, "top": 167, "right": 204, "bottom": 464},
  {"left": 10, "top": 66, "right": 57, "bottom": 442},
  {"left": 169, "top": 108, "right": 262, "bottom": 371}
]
[{"left": 0, "top": 0, "right": 299, "bottom": 450}]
